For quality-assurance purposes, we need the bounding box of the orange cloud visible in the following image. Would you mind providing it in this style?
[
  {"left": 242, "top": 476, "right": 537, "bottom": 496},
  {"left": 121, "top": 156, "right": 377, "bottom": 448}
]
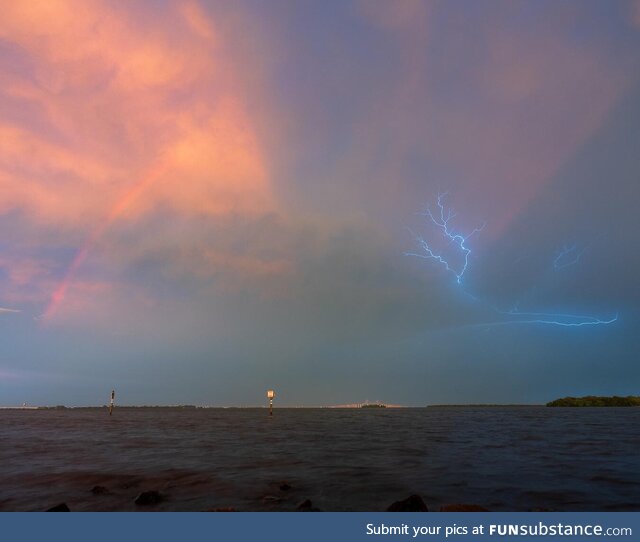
[
  {"left": 0, "top": 1, "right": 277, "bottom": 321},
  {"left": 0, "top": 0, "right": 273, "bottom": 227}
]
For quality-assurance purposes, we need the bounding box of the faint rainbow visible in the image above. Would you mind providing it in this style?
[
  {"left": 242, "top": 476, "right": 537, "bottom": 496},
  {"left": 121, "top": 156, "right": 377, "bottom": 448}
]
[{"left": 41, "top": 160, "right": 167, "bottom": 322}]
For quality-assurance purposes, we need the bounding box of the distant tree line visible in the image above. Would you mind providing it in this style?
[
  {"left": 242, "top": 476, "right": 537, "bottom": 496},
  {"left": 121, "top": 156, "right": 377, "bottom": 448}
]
[{"left": 546, "top": 396, "right": 640, "bottom": 407}]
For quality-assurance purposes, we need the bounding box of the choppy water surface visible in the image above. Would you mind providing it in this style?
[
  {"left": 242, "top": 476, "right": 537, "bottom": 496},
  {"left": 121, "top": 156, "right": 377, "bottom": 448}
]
[{"left": 0, "top": 407, "right": 638, "bottom": 511}]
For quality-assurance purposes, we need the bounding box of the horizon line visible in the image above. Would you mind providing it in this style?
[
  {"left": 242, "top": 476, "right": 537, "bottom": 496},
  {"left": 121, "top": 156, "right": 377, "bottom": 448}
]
[{"left": 0, "top": 402, "right": 547, "bottom": 410}]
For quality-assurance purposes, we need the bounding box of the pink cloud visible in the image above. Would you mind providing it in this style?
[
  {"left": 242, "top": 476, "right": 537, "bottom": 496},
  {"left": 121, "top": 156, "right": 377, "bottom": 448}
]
[
  {"left": 425, "top": 22, "right": 628, "bottom": 240},
  {"left": 0, "top": 1, "right": 281, "bottom": 322},
  {"left": 349, "top": 3, "right": 632, "bottom": 242},
  {"left": 356, "top": 0, "right": 431, "bottom": 31},
  {"left": 632, "top": 0, "right": 640, "bottom": 28},
  {"left": 0, "top": 1, "right": 275, "bottom": 228},
  {"left": 0, "top": 256, "right": 58, "bottom": 307}
]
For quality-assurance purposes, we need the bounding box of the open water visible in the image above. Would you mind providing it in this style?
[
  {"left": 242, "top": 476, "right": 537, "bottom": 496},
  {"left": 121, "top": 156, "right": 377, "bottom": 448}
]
[{"left": 0, "top": 407, "right": 638, "bottom": 511}]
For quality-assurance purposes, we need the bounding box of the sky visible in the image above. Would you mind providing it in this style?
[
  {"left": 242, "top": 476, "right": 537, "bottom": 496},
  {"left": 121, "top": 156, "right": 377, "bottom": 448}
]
[{"left": 1, "top": 0, "right": 639, "bottom": 406}]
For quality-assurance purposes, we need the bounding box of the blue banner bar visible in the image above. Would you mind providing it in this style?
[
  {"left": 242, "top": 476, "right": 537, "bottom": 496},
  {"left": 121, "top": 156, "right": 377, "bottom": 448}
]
[{"left": 2, "top": 512, "right": 638, "bottom": 542}]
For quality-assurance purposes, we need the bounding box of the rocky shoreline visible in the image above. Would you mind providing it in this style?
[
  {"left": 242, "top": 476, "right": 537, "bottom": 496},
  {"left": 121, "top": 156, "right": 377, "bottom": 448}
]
[{"left": 40, "top": 484, "right": 535, "bottom": 512}]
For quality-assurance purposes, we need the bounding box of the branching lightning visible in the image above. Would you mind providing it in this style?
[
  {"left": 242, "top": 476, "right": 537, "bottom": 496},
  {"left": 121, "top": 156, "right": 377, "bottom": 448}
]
[
  {"left": 553, "top": 244, "right": 587, "bottom": 270},
  {"left": 405, "top": 193, "right": 485, "bottom": 284},
  {"left": 407, "top": 194, "right": 618, "bottom": 329}
]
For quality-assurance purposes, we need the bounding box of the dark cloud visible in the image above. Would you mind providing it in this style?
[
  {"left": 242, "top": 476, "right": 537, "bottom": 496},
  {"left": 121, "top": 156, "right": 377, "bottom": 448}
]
[{"left": 2, "top": 1, "right": 640, "bottom": 406}]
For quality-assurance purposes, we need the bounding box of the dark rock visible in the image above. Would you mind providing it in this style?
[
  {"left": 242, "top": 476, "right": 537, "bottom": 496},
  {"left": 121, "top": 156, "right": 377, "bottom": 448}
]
[
  {"left": 279, "top": 482, "right": 292, "bottom": 491},
  {"left": 387, "top": 495, "right": 429, "bottom": 512},
  {"left": 387, "top": 495, "right": 428, "bottom": 512},
  {"left": 204, "top": 507, "right": 236, "bottom": 512},
  {"left": 91, "top": 485, "right": 109, "bottom": 495},
  {"left": 440, "top": 503, "right": 489, "bottom": 512},
  {"left": 262, "top": 495, "right": 282, "bottom": 503},
  {"left": 134, "top": 490, "right": 164, "bottom": 506},
  {"left": 46, "top": 503, "right": 70, "bottom": 512},
  {"left": 296, "top": 499, "right": 321, "bottom": 511}
]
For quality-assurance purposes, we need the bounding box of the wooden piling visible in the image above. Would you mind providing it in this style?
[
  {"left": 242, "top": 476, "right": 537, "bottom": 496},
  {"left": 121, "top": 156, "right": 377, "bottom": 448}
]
[{"left": 267, "top": 389, "right": 275, "bottom": 416}]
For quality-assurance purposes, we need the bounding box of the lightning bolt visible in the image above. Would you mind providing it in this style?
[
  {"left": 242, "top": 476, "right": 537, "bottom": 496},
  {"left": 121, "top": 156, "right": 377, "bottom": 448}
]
[
  {"left": 493, "top": 310, "right": 618, "bottom": 327},
  {"left": 405, "top": 193, "right": 485, "bottom": 284},
  {"left": 407, "top": 194, "right": 618, "bottom": 329},
  {"left": 553, "top": 244, "right": 587, "bottom": 270}
]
